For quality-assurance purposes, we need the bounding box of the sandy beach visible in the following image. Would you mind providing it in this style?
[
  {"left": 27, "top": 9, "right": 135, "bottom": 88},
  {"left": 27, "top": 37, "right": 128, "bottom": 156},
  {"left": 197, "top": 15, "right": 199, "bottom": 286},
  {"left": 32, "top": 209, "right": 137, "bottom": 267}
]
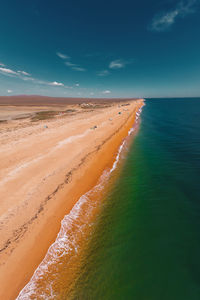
[{"left": 0, "top": 97, "right": 143, "bottom": 299}]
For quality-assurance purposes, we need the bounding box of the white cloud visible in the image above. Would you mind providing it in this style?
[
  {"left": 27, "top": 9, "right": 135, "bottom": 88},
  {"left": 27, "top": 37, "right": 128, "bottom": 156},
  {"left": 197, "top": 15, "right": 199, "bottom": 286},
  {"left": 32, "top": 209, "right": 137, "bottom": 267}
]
[
  {"left": 7, "top": 89, "right": 12, "bottom": 93},
  {"left": 0, "top": 63, "right": 67, "bottom": 89},
  {"left": 36, "top": 79, "right": 69, "bottom": 87},
  {"left": 97, "top": 70, "right": 110, "bottom": 76},
  {"left": 21, "top": 76, "right": 35, "bottom": 81},
  {"left": 90, "top": 92, "right": 94, "bottom": 96},
  {"left": 109, "top": 60, "right": 124, "bottom": 69},
  {"left": 64, "top": 61, "right": 76, "bottom": 67},
  {"left": 0, "top": 66, "right": 31, "bottom": 78},
  {"left": 150, "top": 0, "right": 199, "bottom": 32},
  {"left": 56, "top": 52, "right": 70, "bottom": 60},
  {"left": 0, "top": 67, "right": 18, "bottom": 75},
  {"left": 49, "top": 81, "right": 64, "bottom": 86},
  {"left": 102, "top": 90, "right": 111, "bottom": 94},
  {"left": 72, "top": 66, "right": 86, "bottom": 72},
  {"left": 57, "top": 52, "right": 86, "bottom": 72},
  {"left": 17, "top": 70, "right": 31, "bottom": 76},
  {"left": 65, "top": 62, "right": 85, "bottom": 71},
  {"left": 0, "top": 62, "right": 5, "bottom": 67},
  {"left": 75, "top": 83, "right": 80, "bottom": 86}
]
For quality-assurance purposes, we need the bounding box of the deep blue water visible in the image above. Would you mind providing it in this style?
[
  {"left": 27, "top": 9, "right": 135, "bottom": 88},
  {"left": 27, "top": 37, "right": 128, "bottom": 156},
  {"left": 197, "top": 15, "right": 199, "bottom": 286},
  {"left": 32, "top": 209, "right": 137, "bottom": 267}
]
[{"left": 71, "top": 98, "right": 200, "bottom": 299}]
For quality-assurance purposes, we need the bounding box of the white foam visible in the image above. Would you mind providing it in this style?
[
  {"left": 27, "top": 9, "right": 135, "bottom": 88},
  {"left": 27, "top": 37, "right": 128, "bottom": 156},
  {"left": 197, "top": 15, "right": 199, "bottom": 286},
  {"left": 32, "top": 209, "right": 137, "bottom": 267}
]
[
  {"left": 110, "top": 140, "right": 126, "bottom": 173},
  {"left": 128, "top": 127, "right": 135, "bottom": 135},
  {"left": 16, "top": 175, "right": 109, "bottom": 299},
  {"left": 16, "top": 105, "right": 144, "bottom": 299}
]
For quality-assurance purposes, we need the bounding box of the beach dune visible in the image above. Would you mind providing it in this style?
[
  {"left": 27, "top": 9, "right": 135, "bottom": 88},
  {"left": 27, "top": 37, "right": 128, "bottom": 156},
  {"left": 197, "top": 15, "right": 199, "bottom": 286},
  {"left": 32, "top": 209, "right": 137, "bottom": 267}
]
[{"left": 0, "top": 98, "right": 143, "bottom": 299}]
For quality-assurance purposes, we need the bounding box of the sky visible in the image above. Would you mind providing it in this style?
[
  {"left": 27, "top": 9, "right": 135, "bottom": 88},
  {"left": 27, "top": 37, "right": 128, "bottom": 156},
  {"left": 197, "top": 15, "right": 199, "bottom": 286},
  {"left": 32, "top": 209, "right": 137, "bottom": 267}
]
[{"left": 0, "top": 0, "right": 200, "bottom": 98}]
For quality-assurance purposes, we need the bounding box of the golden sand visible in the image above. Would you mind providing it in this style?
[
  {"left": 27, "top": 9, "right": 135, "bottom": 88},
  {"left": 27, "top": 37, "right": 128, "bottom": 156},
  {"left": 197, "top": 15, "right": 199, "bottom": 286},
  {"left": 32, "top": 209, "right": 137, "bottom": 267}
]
[{"left": 0, "top": 99, "right": 143, "bottom": 299}]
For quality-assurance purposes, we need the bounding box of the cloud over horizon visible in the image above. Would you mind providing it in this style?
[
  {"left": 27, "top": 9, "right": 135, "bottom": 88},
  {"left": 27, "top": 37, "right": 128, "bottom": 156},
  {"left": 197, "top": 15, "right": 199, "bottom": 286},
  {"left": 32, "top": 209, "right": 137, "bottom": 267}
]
[
  {"left": 150, "top": 0, "right": 199, "bottom": 32},
  {"left": 0, "top": 65, "right": 35, "bottom": 81},
  {"left": 102, "top": 90, "right": 111, "bottom": 94},
  {"left": 0, "top": 64, "right": 68, "bottom": 89},
  {"left": 49, "top": 81, "right": 64, "bottom": 86}
]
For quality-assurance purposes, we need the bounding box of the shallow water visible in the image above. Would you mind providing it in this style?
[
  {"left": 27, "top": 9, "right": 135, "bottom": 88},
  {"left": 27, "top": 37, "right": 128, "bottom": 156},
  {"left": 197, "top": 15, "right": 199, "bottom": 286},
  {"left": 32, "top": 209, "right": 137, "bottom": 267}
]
[{"left": 69, "top": 98, "right": 200, "bottom": 300}]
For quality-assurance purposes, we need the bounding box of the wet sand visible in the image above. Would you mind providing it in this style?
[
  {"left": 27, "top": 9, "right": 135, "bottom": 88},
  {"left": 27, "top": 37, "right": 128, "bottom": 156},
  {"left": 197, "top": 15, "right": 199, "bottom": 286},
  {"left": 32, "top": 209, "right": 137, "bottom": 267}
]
[{"left": 0, "top": 98, "right": 143, "bottom": 299}]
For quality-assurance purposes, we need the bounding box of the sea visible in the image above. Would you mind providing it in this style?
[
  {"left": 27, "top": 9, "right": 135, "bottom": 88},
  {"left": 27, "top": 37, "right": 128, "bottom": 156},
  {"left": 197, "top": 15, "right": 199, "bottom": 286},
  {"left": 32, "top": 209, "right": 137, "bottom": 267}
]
[{"left": 17, "top": 98, "right": 200, "bottom": 300}]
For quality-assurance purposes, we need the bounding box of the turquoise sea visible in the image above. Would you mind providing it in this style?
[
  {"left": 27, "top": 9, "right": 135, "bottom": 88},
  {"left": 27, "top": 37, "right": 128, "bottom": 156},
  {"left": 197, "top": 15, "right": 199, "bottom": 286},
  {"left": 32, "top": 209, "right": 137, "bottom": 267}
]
[{"left": 70, "top": 98, "right": 200, "bottom": 299}]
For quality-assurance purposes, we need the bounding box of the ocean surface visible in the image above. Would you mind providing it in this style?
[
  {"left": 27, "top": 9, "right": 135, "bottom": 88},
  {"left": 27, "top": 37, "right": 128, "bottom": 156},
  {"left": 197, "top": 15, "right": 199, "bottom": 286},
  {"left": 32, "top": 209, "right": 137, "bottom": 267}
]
[
  {"left": 18, "top": 98, "right": 200, "bottom": 299},
  {"left": 68, "top": 98, "right": 200, "bottom": 299}
]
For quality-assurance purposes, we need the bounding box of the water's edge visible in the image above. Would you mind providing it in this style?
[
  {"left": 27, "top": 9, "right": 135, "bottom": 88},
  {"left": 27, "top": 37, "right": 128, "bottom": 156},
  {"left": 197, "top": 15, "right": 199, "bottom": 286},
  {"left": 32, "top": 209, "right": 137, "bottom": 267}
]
[{"left": 16, "top": 104, "right": 144, "bottom": 299}]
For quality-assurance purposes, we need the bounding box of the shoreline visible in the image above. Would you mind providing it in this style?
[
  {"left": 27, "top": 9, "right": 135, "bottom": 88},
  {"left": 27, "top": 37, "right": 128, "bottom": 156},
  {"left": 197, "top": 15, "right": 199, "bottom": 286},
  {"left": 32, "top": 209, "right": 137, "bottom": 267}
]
[{"left": 0, "top": 99, "right": 144, "bottom": 299}]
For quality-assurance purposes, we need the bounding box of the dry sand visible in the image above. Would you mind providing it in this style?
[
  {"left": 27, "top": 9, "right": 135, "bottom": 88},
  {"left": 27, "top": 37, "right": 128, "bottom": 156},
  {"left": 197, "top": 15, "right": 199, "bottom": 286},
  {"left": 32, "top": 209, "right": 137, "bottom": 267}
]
[{"left": 0, "top": 98, "right": 143, "bottom": 299}]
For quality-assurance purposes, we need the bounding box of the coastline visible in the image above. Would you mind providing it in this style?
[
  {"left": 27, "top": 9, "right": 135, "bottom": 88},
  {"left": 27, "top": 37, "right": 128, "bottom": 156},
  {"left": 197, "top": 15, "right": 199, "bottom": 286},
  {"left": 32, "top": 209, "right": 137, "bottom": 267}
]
[{"left": 0, "top": 98, "right": 144, "bottom": 299}]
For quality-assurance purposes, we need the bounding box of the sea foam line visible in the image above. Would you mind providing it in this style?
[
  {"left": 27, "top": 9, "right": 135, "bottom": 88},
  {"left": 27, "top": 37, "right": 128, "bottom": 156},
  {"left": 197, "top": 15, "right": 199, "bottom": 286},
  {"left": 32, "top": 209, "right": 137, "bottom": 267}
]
[{"left": 16, "top": 105, "right": 144, "bottom": 300}]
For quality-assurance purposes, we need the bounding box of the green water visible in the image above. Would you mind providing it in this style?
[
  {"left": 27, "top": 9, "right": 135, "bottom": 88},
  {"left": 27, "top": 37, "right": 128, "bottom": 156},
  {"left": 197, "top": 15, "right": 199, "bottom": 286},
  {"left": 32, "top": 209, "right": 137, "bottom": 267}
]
[{"left": 70, "top": 98, "right": 200, "bottom": 300}]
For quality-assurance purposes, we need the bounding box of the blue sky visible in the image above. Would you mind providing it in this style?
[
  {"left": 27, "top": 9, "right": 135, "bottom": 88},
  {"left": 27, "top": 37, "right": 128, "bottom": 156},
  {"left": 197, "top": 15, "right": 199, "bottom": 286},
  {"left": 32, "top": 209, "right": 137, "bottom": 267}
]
[{"left": 0, "top": 0, "right": 200, "bottom": 98}]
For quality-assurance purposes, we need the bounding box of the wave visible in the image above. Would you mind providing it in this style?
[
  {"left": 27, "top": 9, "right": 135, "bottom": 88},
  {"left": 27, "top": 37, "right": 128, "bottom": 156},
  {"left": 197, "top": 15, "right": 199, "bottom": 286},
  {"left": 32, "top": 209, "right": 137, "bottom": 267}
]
[{"left": 16, "top": 105, "right": 143, "bottom": 299}]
